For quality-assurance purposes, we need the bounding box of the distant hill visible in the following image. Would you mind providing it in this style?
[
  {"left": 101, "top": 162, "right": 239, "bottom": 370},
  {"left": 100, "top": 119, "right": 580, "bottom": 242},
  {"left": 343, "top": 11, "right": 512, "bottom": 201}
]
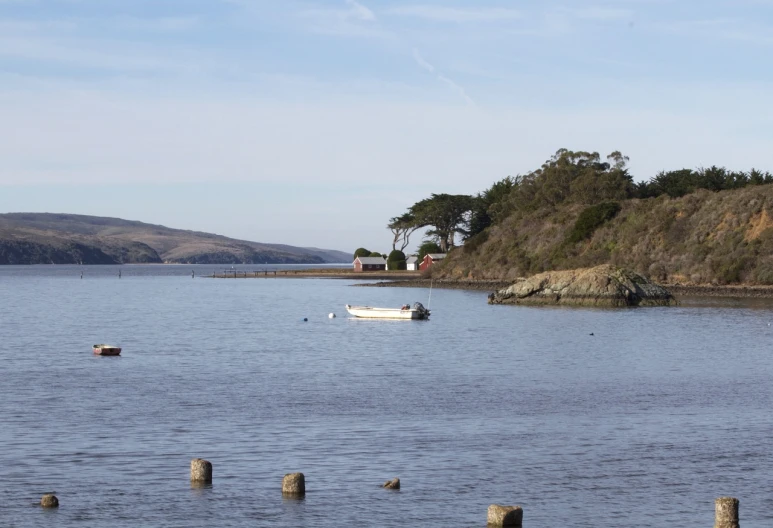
[{"left": 0, "top": 213, "right": 351, "bottom": 265}]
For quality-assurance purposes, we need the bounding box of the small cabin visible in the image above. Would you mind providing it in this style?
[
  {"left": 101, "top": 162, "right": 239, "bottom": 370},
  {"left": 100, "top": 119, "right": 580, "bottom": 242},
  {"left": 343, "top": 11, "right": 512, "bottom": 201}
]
[
  {"left": 419, "top": 253, "right": 446, "bottom": 271},
  {"left": 406, "top": 255, "right": 419, "bottom": 271},
  {"left": 353, "top": 256, "right": 387, "bottom": 272}
]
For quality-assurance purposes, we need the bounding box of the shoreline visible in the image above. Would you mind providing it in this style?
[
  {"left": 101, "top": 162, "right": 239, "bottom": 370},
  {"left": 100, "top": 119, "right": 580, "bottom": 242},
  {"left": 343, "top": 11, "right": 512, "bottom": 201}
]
[
  {"left": 204, "top": 267, "right": 773, "bottom": 298},
  {"left": 361, "top": 277, "right": 773, "bottom": 298}
]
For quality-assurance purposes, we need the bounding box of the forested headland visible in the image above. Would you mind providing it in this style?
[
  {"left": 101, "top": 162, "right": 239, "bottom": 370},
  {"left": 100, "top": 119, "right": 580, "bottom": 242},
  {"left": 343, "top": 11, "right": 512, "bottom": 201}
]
[{"left": 388, "top": 149, "right": 773, "bottom": 285}]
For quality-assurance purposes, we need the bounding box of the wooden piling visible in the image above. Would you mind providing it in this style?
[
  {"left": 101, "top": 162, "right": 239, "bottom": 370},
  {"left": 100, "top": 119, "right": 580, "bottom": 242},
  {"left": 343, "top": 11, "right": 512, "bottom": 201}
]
[
  {"left": 40, "top": 494, "right": 59, "bottom": 508},
  {"left": 715, "top": 497, "right": 739, "bottom": 528},
  {"left": 487, "top": 504, "right": 523, "bottom": 527},
  {"left": 282, "top": 472, "right": 305, "bottom": 495},
  {"left": 382, "top": 477, "right": 400, "bottom": 489},
  {"left": 190, "top": 458, "right": 212, "bottom": 483}
]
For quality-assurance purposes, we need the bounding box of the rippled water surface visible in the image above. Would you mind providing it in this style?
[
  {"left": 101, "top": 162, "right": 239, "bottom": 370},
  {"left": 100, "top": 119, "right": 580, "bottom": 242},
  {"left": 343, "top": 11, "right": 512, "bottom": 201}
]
[{"left": 1, "top": 265, "right": 772, "bottom": 527}]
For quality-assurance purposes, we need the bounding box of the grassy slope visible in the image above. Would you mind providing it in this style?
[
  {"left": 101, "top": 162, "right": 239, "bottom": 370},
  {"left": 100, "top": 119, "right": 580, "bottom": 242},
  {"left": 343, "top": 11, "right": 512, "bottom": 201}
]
[
  {"left": 439, "top": 184, "right": 773, "bottom": 285},
  {"left": 0, "top": 213, "right": 350, "bottom": 264}
]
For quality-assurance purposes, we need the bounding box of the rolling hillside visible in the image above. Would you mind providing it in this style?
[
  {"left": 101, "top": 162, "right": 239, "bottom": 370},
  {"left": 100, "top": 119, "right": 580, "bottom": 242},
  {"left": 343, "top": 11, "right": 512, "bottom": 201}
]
[
  {"left": 437, "top": 185, "right": 773, "bottom": 285},
  {"left": 0, "top": 213, "right": 350, "bottom": 265}
]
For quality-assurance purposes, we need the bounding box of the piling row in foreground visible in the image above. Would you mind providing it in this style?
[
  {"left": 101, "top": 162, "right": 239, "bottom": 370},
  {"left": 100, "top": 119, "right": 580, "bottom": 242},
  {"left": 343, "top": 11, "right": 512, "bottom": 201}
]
[{"left": 36, "top": 459, "right": 741, "bottom": 527}]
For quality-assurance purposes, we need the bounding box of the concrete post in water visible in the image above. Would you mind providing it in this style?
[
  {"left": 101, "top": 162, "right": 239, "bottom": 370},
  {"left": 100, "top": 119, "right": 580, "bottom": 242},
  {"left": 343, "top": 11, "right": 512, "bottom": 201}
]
[
  {"left": 40, "top": 494, "right": 59, "bottom": 508},
  {"left": 190, "top": 458, "right": 212, "bottom": 483},
  {"left": 487, "top": 504, "right": 523, "bottom": 527},
  {"left": 382, "top": 477, "right": 400, "bottom": 489},
  {"left": 715, "top": 497, "right": 739, "bottom": 528},
  {"left": 282, "top": 472, "right": 305, "bottom": 495}
]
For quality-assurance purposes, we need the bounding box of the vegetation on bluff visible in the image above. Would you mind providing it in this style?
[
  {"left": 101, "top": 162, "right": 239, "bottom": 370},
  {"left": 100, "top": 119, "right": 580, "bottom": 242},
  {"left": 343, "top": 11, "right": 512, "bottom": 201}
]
[{"left": 390, "top": 149, "right": 773, "bottom": 285}]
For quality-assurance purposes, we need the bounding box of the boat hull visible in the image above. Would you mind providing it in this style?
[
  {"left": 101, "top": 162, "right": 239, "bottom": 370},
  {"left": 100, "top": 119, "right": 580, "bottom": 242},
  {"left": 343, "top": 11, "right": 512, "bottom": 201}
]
[
  {"left": 93, "top": 345, "right": 121, "bottom": 356},
  {"left": 345, "top": 305, "right": 428, "bottom": 320}
]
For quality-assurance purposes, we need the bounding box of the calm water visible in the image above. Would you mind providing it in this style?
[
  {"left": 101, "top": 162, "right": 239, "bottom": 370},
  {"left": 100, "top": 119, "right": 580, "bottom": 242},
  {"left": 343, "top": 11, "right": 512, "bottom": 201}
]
[{"left": 1, "top": 265, "right": 772, "bottom": 527}]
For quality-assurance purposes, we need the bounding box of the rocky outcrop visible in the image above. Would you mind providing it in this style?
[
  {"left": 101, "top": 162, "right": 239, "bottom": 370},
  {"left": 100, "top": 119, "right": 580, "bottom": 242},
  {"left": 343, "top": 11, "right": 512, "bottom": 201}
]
[{"left": 487, "top": 264, "right": 676, "bottom": 307}]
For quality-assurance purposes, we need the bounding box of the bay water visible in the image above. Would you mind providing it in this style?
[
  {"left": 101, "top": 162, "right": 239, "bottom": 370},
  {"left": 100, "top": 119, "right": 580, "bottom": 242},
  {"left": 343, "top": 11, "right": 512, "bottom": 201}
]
[{"left": 1, "top": 265, "right": 772, "bottom": 527}]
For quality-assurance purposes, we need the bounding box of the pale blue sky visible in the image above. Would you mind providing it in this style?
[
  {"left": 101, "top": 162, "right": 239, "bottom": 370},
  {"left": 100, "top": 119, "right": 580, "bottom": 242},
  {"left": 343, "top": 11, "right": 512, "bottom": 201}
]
[{"left": 1, "top": 0, "right": 771, "bottom": 253}]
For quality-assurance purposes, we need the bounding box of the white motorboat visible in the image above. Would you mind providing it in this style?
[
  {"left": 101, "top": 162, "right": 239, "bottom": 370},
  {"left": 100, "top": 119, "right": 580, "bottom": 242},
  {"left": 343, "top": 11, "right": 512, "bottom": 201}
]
[{"left": 345, "top": 302, "right": 430, "bottom": 320}]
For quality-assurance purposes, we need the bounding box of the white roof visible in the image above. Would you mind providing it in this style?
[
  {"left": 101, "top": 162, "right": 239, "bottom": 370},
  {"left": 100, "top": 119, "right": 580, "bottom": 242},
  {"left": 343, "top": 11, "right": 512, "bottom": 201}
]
[
  {"left": 355, "top": 256, "right": 387, "bottom": 264},
  {"left": 406, "top": 256, "right": 418, "bottom": 263},
  {"left": 427, "top": 253, "right": 446, "bottom": 260}
]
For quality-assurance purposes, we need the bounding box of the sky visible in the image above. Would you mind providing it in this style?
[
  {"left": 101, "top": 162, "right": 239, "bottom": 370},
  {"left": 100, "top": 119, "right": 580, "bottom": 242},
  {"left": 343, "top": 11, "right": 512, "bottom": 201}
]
[{"left": 1, "top": 0, "right": 772, "bottom": 253}]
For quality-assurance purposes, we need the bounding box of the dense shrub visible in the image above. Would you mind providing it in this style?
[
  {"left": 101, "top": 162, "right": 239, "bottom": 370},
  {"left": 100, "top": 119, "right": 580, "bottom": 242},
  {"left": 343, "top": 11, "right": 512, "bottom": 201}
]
[
  {"left": 463, "top": 230, "right": 489, "bottom": 254},
  {"left": 388, "top": 259, "right": 406, "bottom": 270},
  {"left": 566, "top": 202, "right": 622, "bottom": 245},
  {"left": 353, "top": 248, "right": 370, "bottom": 260},
  {"left": 386, "top": 249, "right": 406, "bottom": 271}
]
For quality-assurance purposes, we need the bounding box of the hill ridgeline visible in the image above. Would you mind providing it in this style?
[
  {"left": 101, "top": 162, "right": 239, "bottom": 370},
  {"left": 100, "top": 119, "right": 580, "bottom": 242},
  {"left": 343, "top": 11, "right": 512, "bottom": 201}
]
[{"left": 0, "top": 213, "right": 350, "bottom": 265}]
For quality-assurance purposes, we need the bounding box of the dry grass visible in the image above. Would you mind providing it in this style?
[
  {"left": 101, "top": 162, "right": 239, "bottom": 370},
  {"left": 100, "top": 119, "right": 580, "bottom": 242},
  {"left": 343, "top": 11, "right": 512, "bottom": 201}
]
[{"left": 437, "top": 184, "right": 773, "bottom": 285}]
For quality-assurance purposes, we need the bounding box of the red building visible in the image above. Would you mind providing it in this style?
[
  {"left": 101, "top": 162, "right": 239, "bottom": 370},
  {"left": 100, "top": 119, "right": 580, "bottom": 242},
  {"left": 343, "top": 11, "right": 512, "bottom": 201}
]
[
  {"left": 353, "top": 256, "right": 387, "bottom": 272},
  {"left": 419, "top": 253, "right": 446, "bottom": 271}
]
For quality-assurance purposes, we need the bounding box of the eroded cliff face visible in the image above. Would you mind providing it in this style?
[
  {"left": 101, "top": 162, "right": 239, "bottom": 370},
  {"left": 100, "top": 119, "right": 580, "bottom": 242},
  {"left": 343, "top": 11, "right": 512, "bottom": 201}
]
[{"left": 488, "top": 264, "right": 676, "bottom": 307}]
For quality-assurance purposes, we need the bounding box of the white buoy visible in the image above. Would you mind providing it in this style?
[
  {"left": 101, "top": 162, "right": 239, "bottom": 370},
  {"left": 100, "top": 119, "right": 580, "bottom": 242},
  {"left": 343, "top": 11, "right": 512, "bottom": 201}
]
[{"left": 329, "top": 313, "right": 336, "bottom": 319}]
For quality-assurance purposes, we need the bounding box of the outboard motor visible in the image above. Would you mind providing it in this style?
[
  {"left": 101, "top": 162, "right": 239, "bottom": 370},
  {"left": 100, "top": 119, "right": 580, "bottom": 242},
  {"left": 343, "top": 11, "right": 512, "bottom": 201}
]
[{"left": 412, "top": 302, "right": 430, "bottom": 318}]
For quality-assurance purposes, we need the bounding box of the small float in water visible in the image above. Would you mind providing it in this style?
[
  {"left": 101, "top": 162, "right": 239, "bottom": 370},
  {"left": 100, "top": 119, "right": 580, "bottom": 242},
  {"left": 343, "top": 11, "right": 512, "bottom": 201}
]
[
  {"left": 345, "top": 302, "right": 430, "bottom": 320},
  {"left": 93, "top": 344, "right": 122, "bottom": 356}
]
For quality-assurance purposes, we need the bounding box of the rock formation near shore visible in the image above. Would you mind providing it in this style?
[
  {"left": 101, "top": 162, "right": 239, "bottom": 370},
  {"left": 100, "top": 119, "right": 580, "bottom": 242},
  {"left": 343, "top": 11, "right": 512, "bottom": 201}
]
[{"left": 487, "top": 264, "right": 676, "bottom": 307}]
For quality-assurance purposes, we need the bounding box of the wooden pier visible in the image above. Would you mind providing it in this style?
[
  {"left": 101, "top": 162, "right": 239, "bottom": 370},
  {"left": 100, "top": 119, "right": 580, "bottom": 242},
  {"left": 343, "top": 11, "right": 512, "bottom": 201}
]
[{"left": 213, "top": 269, "right": 282, "bottom": 278}]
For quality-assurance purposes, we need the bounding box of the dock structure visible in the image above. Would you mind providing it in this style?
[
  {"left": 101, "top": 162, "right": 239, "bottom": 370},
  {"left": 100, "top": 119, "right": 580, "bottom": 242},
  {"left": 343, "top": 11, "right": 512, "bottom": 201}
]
[{"left": 212, "top": 269, "right": 282, "bottom": 278}]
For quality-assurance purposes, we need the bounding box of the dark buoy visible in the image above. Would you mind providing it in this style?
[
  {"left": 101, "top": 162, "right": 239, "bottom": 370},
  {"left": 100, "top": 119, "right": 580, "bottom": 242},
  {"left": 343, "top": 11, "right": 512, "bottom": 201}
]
[
  {"left": 589, "top": 333, "right": 594, "bottom": 336},
  {"left": 302, "top": 318, "right": 308, "bottom": 322}
]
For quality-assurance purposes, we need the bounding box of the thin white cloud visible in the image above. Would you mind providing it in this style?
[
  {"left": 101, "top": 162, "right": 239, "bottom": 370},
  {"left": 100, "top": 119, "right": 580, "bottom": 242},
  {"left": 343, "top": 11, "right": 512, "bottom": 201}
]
[
  {"left": 412, "top": 48, "right": 434, "bottom": 72},
  {"left": 661, "top": 18, "right": 773, "bottom": 46},
  {"left": 570, "top": 7, "right": 633, "bottom": 20},
  {"left": 413, "top": 48, "right": 475, "bottom": 106},
  {"left": 345, "top": 0, "right": 376, "bottom": 22},
  {"left": 115, "top": 15, "right": 200, "bottom": 32},
  {"left": 387, "top": 5, "right": 521, "bottom": 23},
  {"left": 302, "top": 0, "right": 376, "bottom": 23},
  {"left": 298, "top": 0, "right": 390, "bottom": 38}
]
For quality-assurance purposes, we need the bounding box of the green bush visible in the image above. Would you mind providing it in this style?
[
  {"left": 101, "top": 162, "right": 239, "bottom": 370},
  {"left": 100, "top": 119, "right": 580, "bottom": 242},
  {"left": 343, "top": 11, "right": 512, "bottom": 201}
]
[
  {"left": 353, "top": 247, "right": 371, "bottom": 260},
  {"left": 386, "top": 249, "right": 407, "bottom": 271},
  {"left": 566, "top": 202, "right": 622, "bottom": 245},
  {"left": 388, "top": 259, "right": 407, "bottom": 270}
]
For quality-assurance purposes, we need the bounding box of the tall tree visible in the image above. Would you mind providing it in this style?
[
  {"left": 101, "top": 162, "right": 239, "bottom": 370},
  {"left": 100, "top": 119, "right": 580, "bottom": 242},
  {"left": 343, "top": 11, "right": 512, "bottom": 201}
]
[
  {"left": 409, "top": 194, "right": 474, "bottom": 252},
  {"left": 467, "top": 176, "right": 517, "bottom": 239},
  {"left": 388, "top": 213, "right": 420, "bottom": 252},
  {"left": 505, "top": 149, "right": 634, "bottom": 212},
  {"left": 417, "top": 240, "right": 442, "bottom": 263}
]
